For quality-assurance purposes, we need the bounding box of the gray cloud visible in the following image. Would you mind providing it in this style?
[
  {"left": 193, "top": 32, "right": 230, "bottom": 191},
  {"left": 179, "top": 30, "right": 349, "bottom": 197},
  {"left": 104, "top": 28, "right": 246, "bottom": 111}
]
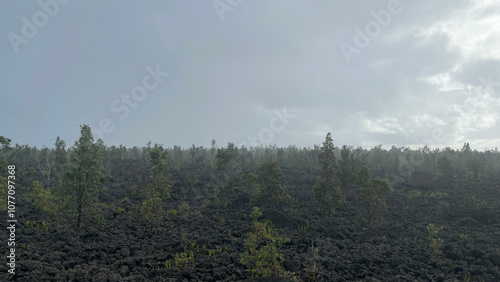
[{"left": 1, "top": 0, "right": 499, "bottom": 150}]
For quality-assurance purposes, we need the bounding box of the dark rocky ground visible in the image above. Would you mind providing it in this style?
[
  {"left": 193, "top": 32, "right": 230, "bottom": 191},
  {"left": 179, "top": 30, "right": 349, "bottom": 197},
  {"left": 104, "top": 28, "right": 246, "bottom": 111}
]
[{"left": 1, "top": 169, "right": 500, "bottom": 281}]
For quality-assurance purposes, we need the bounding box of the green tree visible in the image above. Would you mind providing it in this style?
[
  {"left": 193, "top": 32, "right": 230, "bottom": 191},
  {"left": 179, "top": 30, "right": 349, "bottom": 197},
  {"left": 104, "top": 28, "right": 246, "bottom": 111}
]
[
  {"left": 35, "top": 146, "right": 55, "bottom": 188},
  {"left": 53, "top": 137, "right": 67, "bottom": 184},
  {"left": 214, "top": 143, "right": 240, "bottom": 202},
  {"left": 257, "top": 159, "right": 291, "bottom": 209},
  {"left": 0, "top": 136, "right": 12, "bottom": 172},
  {"left": 30, "top": 180, "right": 58, "bottom": 215},
  {"left": 339, "top": 145, "right": 357, "bottom": 199},
  {"left": 64, "top": 125, "right": 105, "bottom": 230},
  {"left": 356, "top": 165, "right": 371, "bottom": 187},
  {"left": 240, "top": 207, "right": 292, "bottom": 278},
  {"left": 244, "top": 172, "right": 261, "bottom": 205},
  {"left": 141, "top": 144, "right": 171, "bottom": 224},
  {"left": 356, "top": 165, "right": 391, "bottom": 228},
  {"left": 313, "top": 132, "right": 342, "bottom": 214},
  {"left": 465, "top": 153, "right": 486, "bottom": 209},
  {"left": 437, "top": 155, "right": 454, "bottom": 185},
  {"left": 0, "top": 136, "right": 12, "bottom": 154},
  {"left": 184, "top": 170, "right": 199, "bottom": 198},
  {"left": 277, "top": 148, "right": 285, "bottom": 165}
]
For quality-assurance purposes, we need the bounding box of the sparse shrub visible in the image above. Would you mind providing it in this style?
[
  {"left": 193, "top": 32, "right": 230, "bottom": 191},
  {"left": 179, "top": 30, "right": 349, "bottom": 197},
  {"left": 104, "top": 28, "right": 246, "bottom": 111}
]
[
  {"left": 276, "top": 234, "right": 291, "bottom": 247},
  {"left": 36, "top": 222, "right": 50, "bottom": 231},
  {"left": 208, "top": 196, "right": 222, "bottom": 208},
  {"left": 91, "top": 202, "right": 107, "bottom": 226},
  {"left": 193, "top": 210, "right": 203, "bottom": 218},
  {"left": 439, "top": 201, "right": 450, "bottom": 207},
  {"left": 118, "top": 197, "right": 130, "bottom": 204},
  {"left": 304, "top": 241, "right": 320, "bottom": 282},
  {"left": 298, "top": 219, "right": 310, "bottom": 233},
  {"left": 249, "top": 207, "right": 262, "bottom": 223},
  {"left": 24, "top": 220, "right": 33, "bottom": 229},
  {"left": 465, "top": 195, "right": 487, "bottom": 210},
  {"left": 427, "top": 224, "right": 443, "bottom": 263},
  {"left": 166, "top": 209, "right": 178, "bottom": 218},
  {"left": 174, "top": 249, "right": 196, "bottom": 270},
  {"left": 178, "top": 200, "right": 190, "bottom": 214},
  {"left": 407, "top": 189, "right": 448, "bottom": 199},
  {"left": 219, "top": 217, "right": 226, "bottom": 225},
  {"left": 240, "top": 208, "right": 294, "bottom": 278},
  {"left": 140, "top": 197, "right": 164, "bottom": 225},
  {"left": 444, "top": 261, "right": 456, "bottom": 276},
  {"left": 208, "top": 249, "right": 216, "bottom": 256},
  {"left": 164, "top": 259, "right": 172, "bottom": 269},
  {"left": 407, "top": 189, "right": 423, "bottom": 199},
  {"left": 115, "top": 207, "right": 126, "bottom": 213},
  {"left": 241, "top": 240, "right": 285, "bottom": 278}
]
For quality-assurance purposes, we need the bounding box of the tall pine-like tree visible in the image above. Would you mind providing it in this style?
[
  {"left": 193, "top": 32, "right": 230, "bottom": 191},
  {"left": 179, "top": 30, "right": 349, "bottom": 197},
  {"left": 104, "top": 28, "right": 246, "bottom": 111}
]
[
  {"left": 339, "top": 145, "right": 357, "bottom": 199},
  {"left": 313, "top": 132, "right": 342, "bottom": 214},
  {"left": 141, "top": 144, "right": 171, "bottom": 224},
  {"left": 54, "top": 136, "right": 67, "bottom": 184},
  {"left": 64, "top": 125, "right": 105, "bottom": 230}
]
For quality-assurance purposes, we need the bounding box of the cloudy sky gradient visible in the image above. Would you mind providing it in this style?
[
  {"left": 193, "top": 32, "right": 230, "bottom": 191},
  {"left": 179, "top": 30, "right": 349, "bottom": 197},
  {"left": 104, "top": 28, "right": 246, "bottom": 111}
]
[{"left": 1, "top": 0, "right": 499, "bottom": 150}]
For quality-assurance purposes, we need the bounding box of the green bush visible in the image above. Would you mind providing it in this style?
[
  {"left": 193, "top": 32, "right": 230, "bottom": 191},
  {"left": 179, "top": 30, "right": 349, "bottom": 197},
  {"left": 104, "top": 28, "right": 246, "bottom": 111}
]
[
  {"left": 30, "top": 181, "right": 58, "bottom": 215},
  {"left": 174, "top": 250, "right": 196, "bottom": 270},
  {"left": 241, "top": 241, "right": 285, "bottom": 278},
  {"left": 166, "top": 209, "right": 178, "bottom": 218},
  {"left": 304, "top": 241, "right": 320, "bottom": 282},
  {"left": 427, "top": 224, "right": 443, "bottom": 263},
  {"left": 240, "top": 208, "right": 295, "bottom": 279},
  {"left": 249, "top": 207, "right": 262, "bottom": 223},
  {"left": 178, "top": 200, "right": 190, "bottom": 214}
]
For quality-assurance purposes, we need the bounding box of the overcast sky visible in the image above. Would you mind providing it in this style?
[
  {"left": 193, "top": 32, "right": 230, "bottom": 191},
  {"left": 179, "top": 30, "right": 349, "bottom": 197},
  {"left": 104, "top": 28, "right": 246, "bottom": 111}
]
[{"left": 1, "top": 0, "right": 499, "bottom": 150}]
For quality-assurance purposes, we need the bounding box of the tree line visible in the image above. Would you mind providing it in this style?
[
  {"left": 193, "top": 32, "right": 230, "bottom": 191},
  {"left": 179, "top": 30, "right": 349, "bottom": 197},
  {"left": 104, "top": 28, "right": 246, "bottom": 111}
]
[{"left": 1, "top": 125, "right": 499, "bottom": 231}]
